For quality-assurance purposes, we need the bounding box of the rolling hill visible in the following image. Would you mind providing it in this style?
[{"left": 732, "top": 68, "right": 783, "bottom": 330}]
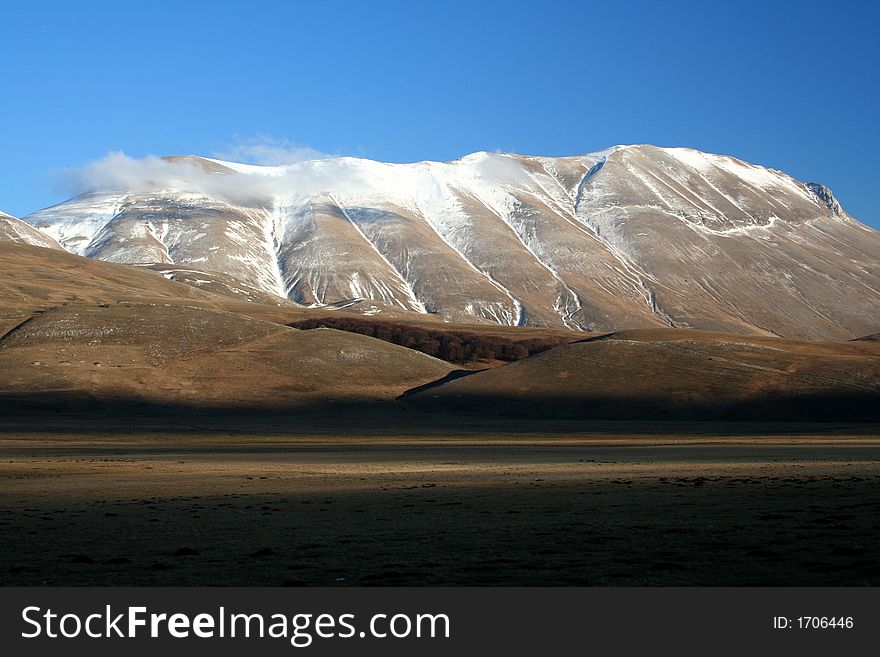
[
  {"left": 0, "top": 241, "right": 452, "bottom": 409},
  {"left": 405, "top": 329, "right": 880, "bottom": 421}
]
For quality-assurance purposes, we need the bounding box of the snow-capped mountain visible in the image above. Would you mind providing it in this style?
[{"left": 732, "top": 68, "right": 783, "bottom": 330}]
[
  {"left": 22, "top": 145, "right": 880, "bottom": 339},
  {"left": 0, "top": 210, "right": 62, "bottom": 250}
]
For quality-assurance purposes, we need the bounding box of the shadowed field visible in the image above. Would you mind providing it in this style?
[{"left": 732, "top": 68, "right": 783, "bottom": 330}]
[{"left": 1, "top": 416, "right": 878, "bottom": 586}]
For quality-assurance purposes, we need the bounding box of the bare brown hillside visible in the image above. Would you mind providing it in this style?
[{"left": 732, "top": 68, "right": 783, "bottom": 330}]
[
  {"left": 406, "top": 329, "right": 880, "bottom": 421},
  {"left": 0, "top": 242, "right": 452, "bottom": 407}
]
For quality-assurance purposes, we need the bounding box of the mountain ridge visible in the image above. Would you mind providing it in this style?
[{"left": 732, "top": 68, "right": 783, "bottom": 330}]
[
  {"left": 19, "top": 144, "right": 880, "bottom": 340},
  {"left": 0, "top": 209, "right": 63, "bottom": 250}
]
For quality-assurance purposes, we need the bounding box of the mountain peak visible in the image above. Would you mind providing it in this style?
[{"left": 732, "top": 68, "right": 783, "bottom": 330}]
[{"left": 806, "top": 182, "right": 843, "bottom": 216}]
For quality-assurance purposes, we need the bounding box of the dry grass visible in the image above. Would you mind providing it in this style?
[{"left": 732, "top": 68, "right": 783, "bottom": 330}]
[{"left": 0, "top": 429, "right": 878, "bottom": 585}]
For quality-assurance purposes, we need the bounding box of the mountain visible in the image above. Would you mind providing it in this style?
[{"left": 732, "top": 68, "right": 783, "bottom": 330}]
[
  {"left": 0, "top": 209, "right": 62, "bottom": 250},
  {"left": 22, "top": 145, "right": 880, "bottom": 339}
]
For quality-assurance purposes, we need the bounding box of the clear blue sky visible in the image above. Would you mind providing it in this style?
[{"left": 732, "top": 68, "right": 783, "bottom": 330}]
[{"left": 2, "top": 0, "right": 878, "bottom": 226}]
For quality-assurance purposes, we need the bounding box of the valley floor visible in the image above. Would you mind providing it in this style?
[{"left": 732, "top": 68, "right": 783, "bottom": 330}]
[{"left": 1, "top": 414, "right": 878, "bottom": 586}]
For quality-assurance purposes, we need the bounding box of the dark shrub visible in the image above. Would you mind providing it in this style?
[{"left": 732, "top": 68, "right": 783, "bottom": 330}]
[{"left": 288, "top": 317, "right": 574, "bottom": 365}]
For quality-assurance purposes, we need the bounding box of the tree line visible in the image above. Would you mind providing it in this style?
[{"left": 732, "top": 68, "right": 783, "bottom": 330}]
[{"left": 288, "top": 317, "right": 573, "bottom": 364}]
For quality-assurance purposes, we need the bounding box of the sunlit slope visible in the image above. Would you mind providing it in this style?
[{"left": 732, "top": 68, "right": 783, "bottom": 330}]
[
  {"left": 407, "top": 329, "right": 880, "bottom": 420},
  {"left": 0, "top": 210, "right": 63, "bottom": 250},
  {"left": 25, "top": 146, "right": 880, "bottom": 339},
  {"left": 0, "top": 240, "right": 453, "bottom": 406},
  {"left": 0, "top": 303, "right": 453, "bottom": 408}
]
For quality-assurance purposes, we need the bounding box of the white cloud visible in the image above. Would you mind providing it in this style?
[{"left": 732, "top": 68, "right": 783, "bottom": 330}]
[
  {"left": 60, "top": 141, "right": 360, "bottom": 205},
  {"left": 67, "top": 151, "right": 201, "bottom": 194},
  {"left": 212, "top": 135, "right": 331, "bottom": 165}
]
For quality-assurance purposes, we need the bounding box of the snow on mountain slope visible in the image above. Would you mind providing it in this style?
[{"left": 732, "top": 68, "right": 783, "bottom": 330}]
[
  {"left": 576, "top": 146, "right": 880, "bottom": 338},
  {"left": 26, "top": 193, "right": 126, "bottom": 254},
  {"left": 23, "top": 146, "right": 880, "bottom": 339},
  {"left": 0, "top": 210, "right": 63, "bottom": 250}
]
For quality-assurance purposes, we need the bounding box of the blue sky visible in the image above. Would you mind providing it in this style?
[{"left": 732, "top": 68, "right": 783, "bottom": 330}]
[{"left": 2, "top": 0, "right": 878, "bottom": 226}]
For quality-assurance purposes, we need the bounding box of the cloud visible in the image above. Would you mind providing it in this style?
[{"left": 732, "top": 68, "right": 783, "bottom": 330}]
[
  {"left": 66, "top": 151, "right": 201, "bottom": 194},
  {"left": 60, "top": 141, "right": 361, "bottom": 205},
  {"left": 212, "top": 135, "right": 331, "bottom": 166}
]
